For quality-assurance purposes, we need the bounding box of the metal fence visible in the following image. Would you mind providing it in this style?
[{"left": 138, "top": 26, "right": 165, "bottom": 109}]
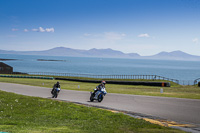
[
  {"left": 179, "top": 80, "right": 195, "bottom": 86},
  {"left": 27, "top": 72, "right": 180, "bottom": 84},
  {"left": 3, "top": 72, "right": 199, "bottom": 85}
]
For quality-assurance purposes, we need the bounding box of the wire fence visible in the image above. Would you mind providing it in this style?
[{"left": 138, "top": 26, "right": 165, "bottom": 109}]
[
  {"left": 179, "top": 80, "right": 196, "bottom": 86},
  {"left": 27, "top": 72, "right": 181, "bottom": 84},
  {"left": 4, "top": 72, "right": 199, "bottom": 85}
]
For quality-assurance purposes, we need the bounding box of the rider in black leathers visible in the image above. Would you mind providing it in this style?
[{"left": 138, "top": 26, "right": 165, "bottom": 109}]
[
  {"left": 51, "top": 81, "right": 60, "bottom": 94},
  {"left": 94, "top": 81, "right": 106, "bottom": 94}
]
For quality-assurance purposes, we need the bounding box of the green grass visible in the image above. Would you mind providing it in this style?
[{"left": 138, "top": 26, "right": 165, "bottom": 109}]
[
  {"left": 0, "top": 74, "right": 182, "bottom": 87},
  {"left": 0, "top": 76, "right": 200, "bottom": 99},
  {"left": 0, "top": 90, "right": 184, "bottom": 133}
]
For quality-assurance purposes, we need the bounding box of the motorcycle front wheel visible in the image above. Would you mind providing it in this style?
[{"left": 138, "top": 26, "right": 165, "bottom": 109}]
[
  {"left": 90, "top": 93, "right": 94, "bottom": 102},
  {"left": 98, "top": 94, "right": 103, "bottom": 102}
]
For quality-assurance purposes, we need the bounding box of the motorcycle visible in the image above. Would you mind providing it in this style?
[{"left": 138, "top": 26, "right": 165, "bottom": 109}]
[
  {"left": 90, "top": 87, "right": 107, "bottom": 102},
  {"left": 51, "top": 87, "right": 61, "bottom": 98}
]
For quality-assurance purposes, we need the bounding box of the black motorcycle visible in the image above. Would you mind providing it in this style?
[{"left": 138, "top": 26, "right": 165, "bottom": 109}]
[{"left": 51, "top": 87, "right": 60, "bottom": 98}]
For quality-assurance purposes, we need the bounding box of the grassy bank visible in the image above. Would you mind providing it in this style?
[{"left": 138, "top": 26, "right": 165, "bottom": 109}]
[
  {"left": 0, "top": 76, "right": 200, "bottom": 99},
  {"left": 0, "top": 90, "right": 184, "bottom": 133}
]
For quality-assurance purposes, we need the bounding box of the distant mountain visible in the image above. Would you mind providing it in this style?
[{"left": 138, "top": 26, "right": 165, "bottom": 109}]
[
  {"left": 0, "top": 47, "right": 200, "bottom": 61},
  {"left": 0, "top": 47, "right": 140, "bottom": 58},
  {"left": 85, "top": 48, "right": 140, "bottom": 58},
  {"left": 147, "top": 50, "right": 200, "bottom": 61}
]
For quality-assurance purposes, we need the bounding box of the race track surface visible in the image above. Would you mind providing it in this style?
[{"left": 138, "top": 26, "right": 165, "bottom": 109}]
[{"left": 0, "top": 82, "right": 200, "bottom": 127}]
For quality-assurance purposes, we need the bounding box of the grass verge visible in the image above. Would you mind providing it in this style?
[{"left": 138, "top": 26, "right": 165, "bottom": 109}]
[{"left": 0, "top": 90, "right": 184, "bottom": 133}]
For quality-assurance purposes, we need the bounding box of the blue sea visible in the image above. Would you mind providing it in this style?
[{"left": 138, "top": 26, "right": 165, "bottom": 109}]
[{"left": 0, "top": 54, "right": 200, "bottom": 84}]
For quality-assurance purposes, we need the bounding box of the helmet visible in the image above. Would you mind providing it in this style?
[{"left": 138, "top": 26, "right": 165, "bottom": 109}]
[
  {"left": 101, "top": 80, "right": 106, "bottom": 85},
  {"left": 57, "top": 82, "right": 60, "bottom": 84}
]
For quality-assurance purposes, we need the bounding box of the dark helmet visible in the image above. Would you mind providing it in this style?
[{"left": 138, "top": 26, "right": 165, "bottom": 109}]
[
  {"left": 101, "top": 80, "right": 106, "bottom": 85},
  {"left": 57, "top": 81, "right": 60, "bottom": 84}
]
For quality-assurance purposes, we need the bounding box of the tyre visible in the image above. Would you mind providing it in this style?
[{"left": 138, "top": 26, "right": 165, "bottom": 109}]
[
  {"left": 52, "top": 90, "right": 58, "bottom": 98},
  {"left": 98, "top": 94, "right": 103, "bottom": 102},
  {"left": 90, "top": 96, "right": 94, "bottom": 102},
  {"left": 51, "top": 90, "right": 55, "bottom": 98},
  {"left": 55, "top": 92, "right": 58, "bottom": 98},
  {"left": 90, "top": 93, "right": 94, "bottom": 102}
]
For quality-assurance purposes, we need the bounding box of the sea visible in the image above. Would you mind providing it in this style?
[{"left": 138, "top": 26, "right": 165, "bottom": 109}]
[{"left": 0, "top": 54, "right": 200, "bottom": 85}]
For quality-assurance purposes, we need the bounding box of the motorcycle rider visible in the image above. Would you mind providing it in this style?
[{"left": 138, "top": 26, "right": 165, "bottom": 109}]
[
  {"left": 51, "top": 81, "right": 61, "bottom": 95},
  {"left": 94, "top": 80, "right": 106, "bottom": 98},
  {"left": 96, "top": 80, "right": 106, "bottom": 91}
]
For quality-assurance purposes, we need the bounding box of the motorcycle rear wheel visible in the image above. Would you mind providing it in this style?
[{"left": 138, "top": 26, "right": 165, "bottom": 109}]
[{"left": 52, "top": 91, "right": 58, "bottom": 98}]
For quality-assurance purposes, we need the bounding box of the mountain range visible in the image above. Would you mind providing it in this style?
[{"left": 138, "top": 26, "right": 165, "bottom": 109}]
[{"left": 0, "top": 47, "right": 200, "bottom": 61}]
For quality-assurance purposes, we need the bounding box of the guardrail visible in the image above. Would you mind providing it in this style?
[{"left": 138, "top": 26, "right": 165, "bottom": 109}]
[
  {"left": 1, "top": 72, "right": 199, "bottom": 86},
  {"left": 179, "top": 80, "right": 195, "bottom": 86},
  {"left": 55, "top": 77, "right": 171, "bottom": 87},
  {"left": 0, "top": 74, "right": 54, "bottom": 80},
  {"left": 27, "top": 72, "right": 179, "bottom": 84}
]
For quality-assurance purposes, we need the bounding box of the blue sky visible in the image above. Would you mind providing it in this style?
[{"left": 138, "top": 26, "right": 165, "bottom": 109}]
[{"left": 0, "top": 0, "right": 200, "bottom": 56}]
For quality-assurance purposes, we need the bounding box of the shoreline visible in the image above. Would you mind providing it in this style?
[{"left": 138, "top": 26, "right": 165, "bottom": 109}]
[
  {"left": 37, "top": 59, "right": 67, "bottom": 62},
  {"left": 0, "top": 58, "right": 17, "bottom": 61}
]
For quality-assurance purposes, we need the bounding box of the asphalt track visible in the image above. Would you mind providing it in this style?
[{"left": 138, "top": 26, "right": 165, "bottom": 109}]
[{"left": 1, "top": 82, "right": 200, "bottom": 130}]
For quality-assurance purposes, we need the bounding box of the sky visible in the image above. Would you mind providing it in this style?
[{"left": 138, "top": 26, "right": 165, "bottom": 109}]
[{"left": 0, "top": 0, "right": 200, "bottom": 56}]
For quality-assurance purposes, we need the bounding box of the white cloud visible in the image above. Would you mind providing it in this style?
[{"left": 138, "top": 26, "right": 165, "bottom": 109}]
[
  {"left": 32, "top": 27, "right": 54, "bottom": 33},
  {"left": 12, "top": 28, "right": 18, "bottom": 31},
  {"left": 24, "top": 29, "right": 28, "bottom": 32},
  {"left": 138, "top": 33, "right": 150, "bottom": 38},
  {"left": 39, "top": 27, "right": 45, "bottom": 32},
  {"left": 81, "top": 32, "right": 126, "bottom": 47},
  {"left": 121, "top": 33, "right": 126, "bottom": 37},
  {"left": 192, "top": 38, "right": 199, "bottom": 44},
  {"left": 32, "top": 28, "right": 38, "bottom": 32},
  {"left": 83, "top": 32, "right": 126, "bottom": 41},
  {"left": 84, "top": 33, "right": 91, "bottom": 36},
  {"left": 46, "top": 28, "right": 54, "bottom": 32},
  {"left": 104, "top": 32, "right": 126, "bottom": 40}
]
